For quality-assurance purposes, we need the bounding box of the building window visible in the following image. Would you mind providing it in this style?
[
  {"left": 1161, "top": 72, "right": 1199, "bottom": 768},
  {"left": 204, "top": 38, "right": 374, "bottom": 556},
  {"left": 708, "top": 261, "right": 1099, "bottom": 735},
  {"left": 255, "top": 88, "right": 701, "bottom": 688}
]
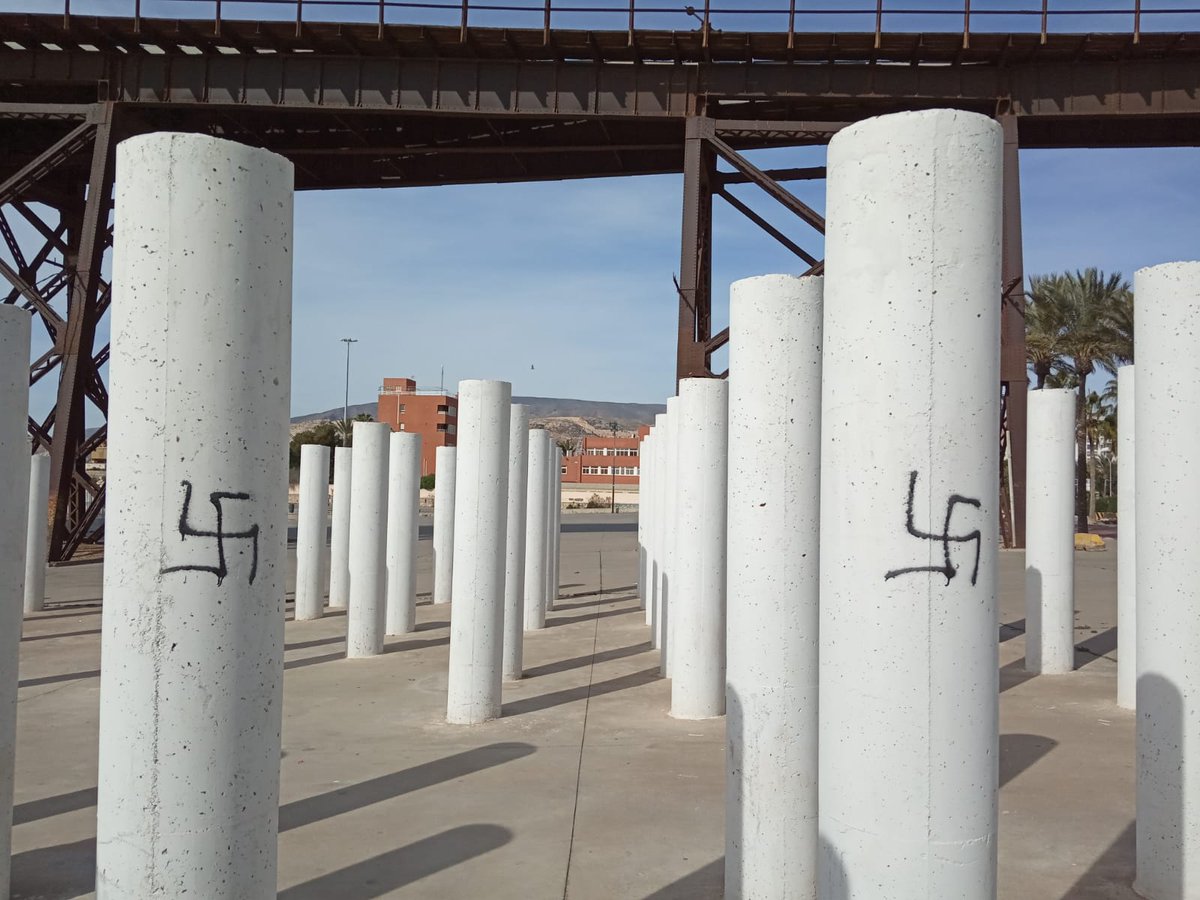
[
  {"left": 437, "top": 404, "right": 448, "bottom": 414},
  {"left": 437, "top": 423, "right": 447, "bottom": 432},
  {"left": 447, "top": 405, "right": 457, "bottom": 417},
  {"left": 561, "top": 466, "right": 567, "bottom": 475},
  {"left": 447, "top": 424, "right": 456, "bottom": 436},
  {"left": 397, "top": 404, "right": 405, "bottom": 415},
  {"left": 398, "top": 423, "right": 405, "bottom": 431}
]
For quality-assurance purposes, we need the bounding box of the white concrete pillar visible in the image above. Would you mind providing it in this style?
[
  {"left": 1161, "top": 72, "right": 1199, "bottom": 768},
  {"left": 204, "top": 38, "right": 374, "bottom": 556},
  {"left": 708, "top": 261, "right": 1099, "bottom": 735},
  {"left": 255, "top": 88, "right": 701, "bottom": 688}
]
[
  {"left": 725, "top": 274, "right": 823, "bottom": 900},
  {"left": 819, "top": 109, "right": 1001, "bottom": 899},
  {"left": 96, "top": 133, "right": 292, "bottom": 899},
  {"left": 23, "top": 449, "right": 50, "bottom": 614},
  {"left": 328, "top": 446, "right": 352, "bottom": 610},
  {"left": 433, "top": 445, "right": 457, "bottom": 605},
  {"left": 550, "top": 449, "right": 562, "bottom": 607},
  {"left": 502, "top": 405, "right": 529, "bottom": 679},
  {"left": 1134, "top": 261, "right": 1200, "bottom": 900},
  {"left": 671, "top": 377, "right": 728, "bottom": 720},
  {"left": 1024, "top": 387, "right": 1077, "bottom": 675},
  {"left": 1117, "top": 365, "right": 1136, "bottom": 710},
  {"left": 346, "top": 421, "right": 390, "bottom": 658},
  {"left": 446, "top": 380, "right": 511, "bottom": 724},
  {"left": 386, "top": 431, "right": 422, "bottom": 635},
  {"left": 543, "top": 443, "right": 557, "bottom": 613},
  {"left": 0, "top": 306, "right": 31, "bottom": 900},
  {"left": 523, "top": 429, "right": 550, "bottom": 631},
  {"left": 651, "top": 412, "right": 668, "bottom": 637},
  {"left": 639, "top": 431, "right": 653, "bottom": 616},
  {"left": 662, "top": 395, "right": 680, "bottom": 677},
  {"left": 294, "top": 444, "right": 330, "bottom": 621}
]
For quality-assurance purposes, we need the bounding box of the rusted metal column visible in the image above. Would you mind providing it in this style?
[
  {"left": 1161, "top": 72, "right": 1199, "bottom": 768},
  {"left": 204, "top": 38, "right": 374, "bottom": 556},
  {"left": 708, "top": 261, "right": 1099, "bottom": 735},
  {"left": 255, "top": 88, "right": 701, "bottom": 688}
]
[
  {"left": 1001, "top": 115, "right": 1028, "bottom": 548},
  {"left": 677, "top": 117, "right": 716, "bottom": 382},
  {"left": 46, "top": 105, "right": 114, "bottom": 563}
]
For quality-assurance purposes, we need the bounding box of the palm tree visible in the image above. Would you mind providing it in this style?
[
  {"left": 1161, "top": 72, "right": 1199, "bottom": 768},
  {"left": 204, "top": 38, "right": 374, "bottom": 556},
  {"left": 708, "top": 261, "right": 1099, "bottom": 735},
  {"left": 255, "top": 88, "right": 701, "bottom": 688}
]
[
  {"left": 1025, "top": 285, "right": 1073, "bottom": 389},
  {"left": 1027, "top": 269, "right": 1132, "bottom": 532},
  {"left": 1083, "top": 390, "right": 1117, "bottom": 518}
]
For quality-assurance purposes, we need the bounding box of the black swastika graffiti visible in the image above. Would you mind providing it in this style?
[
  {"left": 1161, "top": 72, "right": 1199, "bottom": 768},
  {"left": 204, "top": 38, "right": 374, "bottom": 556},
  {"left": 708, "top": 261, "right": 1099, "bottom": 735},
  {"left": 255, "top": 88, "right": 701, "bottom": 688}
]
[
  {"left": 884, "top": 470, "right": 982, "bottom": 587},
  {"left": 160, "top": 480, "right": 260, "bottom": 585}
]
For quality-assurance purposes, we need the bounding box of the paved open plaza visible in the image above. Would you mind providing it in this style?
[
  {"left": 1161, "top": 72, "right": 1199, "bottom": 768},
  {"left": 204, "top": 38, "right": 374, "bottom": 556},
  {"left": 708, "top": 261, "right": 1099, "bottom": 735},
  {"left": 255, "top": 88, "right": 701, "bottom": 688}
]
[{"left": 9, "top": 513, "right": 1131, "bottom": 899}]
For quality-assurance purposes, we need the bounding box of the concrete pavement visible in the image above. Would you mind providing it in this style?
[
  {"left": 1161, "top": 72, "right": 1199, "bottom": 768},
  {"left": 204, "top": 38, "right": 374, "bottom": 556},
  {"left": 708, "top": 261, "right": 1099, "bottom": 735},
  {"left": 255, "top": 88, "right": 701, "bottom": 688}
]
[{"left": 10, "top": 516, "right": 1134, "bottom": 898}]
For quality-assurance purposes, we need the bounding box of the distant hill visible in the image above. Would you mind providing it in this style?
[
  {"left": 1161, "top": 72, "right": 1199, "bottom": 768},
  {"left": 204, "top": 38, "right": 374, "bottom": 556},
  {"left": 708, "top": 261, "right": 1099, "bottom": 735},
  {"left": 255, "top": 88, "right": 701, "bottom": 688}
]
[{"left": 292, "top": 395, "right": 666, "bottom": 427}]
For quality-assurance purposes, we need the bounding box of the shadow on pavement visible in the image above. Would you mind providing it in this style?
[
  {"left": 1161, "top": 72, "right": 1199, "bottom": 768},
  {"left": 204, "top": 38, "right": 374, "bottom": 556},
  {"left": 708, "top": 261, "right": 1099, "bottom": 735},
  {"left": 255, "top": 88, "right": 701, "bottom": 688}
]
[
  {"left": 641, "top": 858, "right": 723, "bottom": 899},
  {"left": 13, "top": 787, "right": 97, "bottom": 826},
  {"left": 1000, "top": 733, "right": 1058, "bottom": 787},
  {"left": 503, "top": 667, "right": 661, "bottom": 717},
  {"left": 1076, "top": 627, "right": 1118, "bottom": 668},
  {"left": 277, "top": 824, "right": 512, "bottom": 899},
  {"left": 10, "top": 837, "right": 95, "bottom": 899},
  {"left": 1060, "top": 821, "right": 1137, "bottom": 899},
  {"left": 18, "top": 669, "right": 99, "bottom": 689},
  {"left": 279, "top": 743, "right": 535, "bottom": 832},
  {"left": 523, "top": 641, "right": 653, "bottom": 678}
]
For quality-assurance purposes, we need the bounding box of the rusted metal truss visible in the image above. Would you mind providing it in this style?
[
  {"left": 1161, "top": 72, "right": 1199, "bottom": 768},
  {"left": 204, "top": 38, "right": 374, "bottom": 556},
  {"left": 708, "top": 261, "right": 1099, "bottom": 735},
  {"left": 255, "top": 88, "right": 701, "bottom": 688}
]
[{"left": 0, "top": 103, "right": 116, "bottom": 562}]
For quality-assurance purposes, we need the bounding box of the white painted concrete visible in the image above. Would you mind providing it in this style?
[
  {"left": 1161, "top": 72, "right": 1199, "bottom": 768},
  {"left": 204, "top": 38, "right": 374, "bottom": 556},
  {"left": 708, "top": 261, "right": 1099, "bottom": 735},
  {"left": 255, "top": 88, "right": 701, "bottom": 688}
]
[
  {"left": 543, "top": 443, "right": 557, "bottom": 612},
  {"left": 1134, "top": 261, "right": 1200, "bottom": 900},
  {"left": 671, "top": 377, "right": 728, "bottom": 720},
  {"left": 502, "top": 405, "right": 529, "bottom": 680},
  {"left": 294, "top": 444, "right": 330, "bottom": 621},
  {"left": 23, "top": 449, "right": 50, "bottom": 614},
  {"left": 819, "top": 109, "right": 1002, "bottom": 900},
  {"left": 651, "top": 412, "right": 668, "bottom": 640},
  {"left": 385, "top": 431, "right": 422, "bottom": 636},
  {"left": 446, "top": 380, "right": 511, "bottom": 724},
  {"left": 550, "top": 449, "right": 562, "bottom": 608},
  {"left": 1025, "top": 387, "right": 1077, "bottom": 675},
  {"left": 96, "top": 133, "right": 292, "bottom": 900},
  {"left": 1116, "top": 365, "right": 1136, "bottom": 710},
  {"left": 433, "top": 445, "right": 457, "bottom": 605},
  {"left": 639, "top": 431, "right": 653, "bottom": 619},
  {"left": 523, "top": 429, "right": 550, "bottom": 631},
  {"left": 662, "top": 396, "right": 680, "bottom": 677},
  {"left": 725, "top": 274, "right": 823, "bottom": 900},
  {"left": 346, "top": 421, "right": 390, "bottom": 658},
  {"left": 328, "top": 446, "right": 352, "bottom": 610},
  {"left": 0, "top": 306, "right": 31, "bottom": 900}
]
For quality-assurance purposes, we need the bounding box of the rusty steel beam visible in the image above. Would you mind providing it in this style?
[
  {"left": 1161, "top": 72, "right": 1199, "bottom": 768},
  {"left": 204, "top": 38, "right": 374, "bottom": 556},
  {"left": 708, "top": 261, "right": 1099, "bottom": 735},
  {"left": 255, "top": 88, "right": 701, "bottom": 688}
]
[
  {"left": 45, "top": 105, "right": 115, "bottom": 562},
  {"left": 676, "top": 117, "right": 716, "bottom": 382},
  {"left": 715, "top": 186, "right": 820, "bottom": 268},
  {"left": 1001, "top": 115, "right": 1029, "bottom": 549}
]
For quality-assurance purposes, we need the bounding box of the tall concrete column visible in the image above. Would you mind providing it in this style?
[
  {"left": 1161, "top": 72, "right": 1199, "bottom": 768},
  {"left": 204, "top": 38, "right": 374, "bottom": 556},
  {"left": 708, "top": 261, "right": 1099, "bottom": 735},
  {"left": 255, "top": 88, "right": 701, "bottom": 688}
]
[
  {"left": 1117, "top": 365, "right": 1136, "bottom": 710},
  {"left": 433, "top": 445, "right": 457, "bottom": 605},
  {"left": 386, "top": 431, "right": 421, "bottom": 635},
  {"left": 726, "top": 274, "right": 823, "bottom": 900},
  {"left": 550, "top": 449, "right": 562, "bottom": 608},
  {"left": 347, "top": 421, "right": 390, "bottom": 658},
  {"left": 1134, "top": 261, "right": 1200, "bottom": 900},
  {"left": 328, "top": 446, "right": 352, "bottom": 609},
  {"left": 502, "top": 405, "right": 529, "bottom": 679},
  {"left": 662, "top": 396, "right": 680, "bottom": 677},
  {"left": 0, "top": 306, "right": 31, "bottom": 900},
  {"left": 543, "top": 444, "right": 557, "bottom": 613},
  {"left": 637, "top": 432, "right": 649, "bottom": 608},
  {"left": 523, "top": 429, "right": 550, "bottom": 631},
  {"left": 96, "top": 133, "right": 292, "bottom": 899},
  {"left": 671, "top": 377, "right": 728, "bottom": 720},
  {"left": 294, "top": 444, "right": 330, "bottom": 621},
  {"left": 651, "top": 412, "right": 668, "bottom": 638},
  {"left": 446, "top": 380, "right": 511, "bottom": 724},
  {"left": 1024, "top": 388, "right": 1077, "bottom": 675},
  {"left": 819, "top": 110, "right": 1002, "bottom": 899},
  {"left": 23, "top": 450, "right": 50, "bottom": 614}
]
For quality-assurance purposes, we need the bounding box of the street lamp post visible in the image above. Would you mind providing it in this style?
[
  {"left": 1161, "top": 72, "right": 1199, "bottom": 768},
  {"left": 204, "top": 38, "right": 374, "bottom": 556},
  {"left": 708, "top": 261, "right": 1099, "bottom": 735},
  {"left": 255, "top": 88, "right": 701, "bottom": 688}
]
[
  {"left": 341, "top": 337, "right": 358, "bottom": 445},
  {"left": 609, "top": 421, "right": 618, "bottom": 513}
]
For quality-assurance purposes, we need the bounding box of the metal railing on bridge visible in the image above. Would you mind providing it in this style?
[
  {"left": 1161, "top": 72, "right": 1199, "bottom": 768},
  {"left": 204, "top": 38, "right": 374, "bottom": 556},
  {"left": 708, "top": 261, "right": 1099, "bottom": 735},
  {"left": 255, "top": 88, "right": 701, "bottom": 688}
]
[{"left": 43, "top": 0, "right": 1200, "bottom": 49}]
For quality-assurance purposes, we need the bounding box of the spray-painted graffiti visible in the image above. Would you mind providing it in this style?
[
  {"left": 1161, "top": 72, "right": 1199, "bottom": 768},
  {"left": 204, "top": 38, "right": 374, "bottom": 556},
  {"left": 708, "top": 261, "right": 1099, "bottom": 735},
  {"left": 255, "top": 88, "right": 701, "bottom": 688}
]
[
  {"left": 884, "top": 470, "right": 981, "bottom": 586},
  {"left": 161, "top": 480, "right": 259, "bottom": 585}
]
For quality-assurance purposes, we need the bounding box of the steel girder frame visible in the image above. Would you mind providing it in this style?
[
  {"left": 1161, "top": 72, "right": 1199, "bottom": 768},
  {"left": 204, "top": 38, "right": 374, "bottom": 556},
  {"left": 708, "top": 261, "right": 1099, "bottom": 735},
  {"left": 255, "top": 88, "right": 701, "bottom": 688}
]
[
  {"left": 0, "top": 102, "right": 116, "bottom": 562},
  {"left": 674, "top": 114, "right": 1029, "bottom": 547}
]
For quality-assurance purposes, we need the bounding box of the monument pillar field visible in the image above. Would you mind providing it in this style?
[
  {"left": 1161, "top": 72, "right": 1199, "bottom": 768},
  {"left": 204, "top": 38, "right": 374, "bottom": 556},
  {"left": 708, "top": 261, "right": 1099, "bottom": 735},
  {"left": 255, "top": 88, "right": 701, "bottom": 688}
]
[
  {"left": 386, "top": 431, "right": 422, "bottom": 635},
  {"left": 433, "top": 445, "right": 457, "bottom": 605},
  {"left": 346, "top": 421, "right": 390, "bottom": 658},
  {"left": 294, "top": 444, "right": 330, "bottom": 621}
]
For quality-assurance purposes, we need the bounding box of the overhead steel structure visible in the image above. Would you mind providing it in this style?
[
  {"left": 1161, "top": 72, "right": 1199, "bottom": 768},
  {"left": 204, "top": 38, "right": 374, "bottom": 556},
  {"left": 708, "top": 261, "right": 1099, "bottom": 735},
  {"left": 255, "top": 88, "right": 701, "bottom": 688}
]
[{"left": 2, "top": 1, "right": 1199, "bottom": 556}]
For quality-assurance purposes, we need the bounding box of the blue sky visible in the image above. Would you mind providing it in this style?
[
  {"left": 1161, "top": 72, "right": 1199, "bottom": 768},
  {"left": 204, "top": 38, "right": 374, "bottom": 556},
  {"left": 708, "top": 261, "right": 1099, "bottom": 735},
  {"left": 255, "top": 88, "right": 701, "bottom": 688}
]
[
  {"left": 285, "top": 144, "right": 1199, "bottom": 415},
  {"left": 15, "top": 143, "right": 1200, "bottom": 422}
]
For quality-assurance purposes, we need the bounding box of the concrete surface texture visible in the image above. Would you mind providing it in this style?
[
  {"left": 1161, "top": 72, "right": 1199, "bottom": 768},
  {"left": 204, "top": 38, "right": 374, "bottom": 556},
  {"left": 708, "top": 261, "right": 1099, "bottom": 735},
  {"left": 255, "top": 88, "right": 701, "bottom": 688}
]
[
  {"left": 1026, "top": 387, "right": 1078, "bottom": 676},
  {"left": 23, "top": 452, "right": 49, "bottom": 615},
  {"left": 1115, "top": 365, "right": 1135, "bottom": 712},
  {"left": 1133, "top": 261, "right": 1200, "bottom": 900},
  {"left": 328, "top": 446, "right": 352, "bottom": 610},
  {"left": 1, "top": 304, "right": 33, "bottom": 900},
  {"left": 347, "top": 421, "right": 391, "bottom": 659},
  {"left": 97, "top": 131, "right": 293, "bottom": 899},
  {"left": 9, "top": 512, "right": 1142, "bottom": 899},
  {"left": 819, "top": 108, "right": 1003, "bottom": 899},
  {"left": 725, "top": 273, "right": 823, "bottom": 900},
  {"left": 295, "top": 444, "right": 331, "bottom": 622}
]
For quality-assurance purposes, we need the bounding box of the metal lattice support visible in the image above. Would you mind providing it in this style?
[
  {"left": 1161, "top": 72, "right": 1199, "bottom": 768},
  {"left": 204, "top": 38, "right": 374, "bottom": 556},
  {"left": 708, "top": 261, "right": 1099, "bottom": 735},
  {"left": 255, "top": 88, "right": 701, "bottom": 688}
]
[{"left": 0, "top": 103, "right": 117, "bottom": 562}]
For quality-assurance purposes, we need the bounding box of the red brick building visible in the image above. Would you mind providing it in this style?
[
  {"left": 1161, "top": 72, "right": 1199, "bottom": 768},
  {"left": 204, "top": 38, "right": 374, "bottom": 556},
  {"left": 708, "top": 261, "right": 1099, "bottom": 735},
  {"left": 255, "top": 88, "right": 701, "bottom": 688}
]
[
  {"left": 562, "top": 432, "right": 645, "bottom": 485},
  {"left": 376, "top": 377, "right": 457, "bottom": 476}
]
